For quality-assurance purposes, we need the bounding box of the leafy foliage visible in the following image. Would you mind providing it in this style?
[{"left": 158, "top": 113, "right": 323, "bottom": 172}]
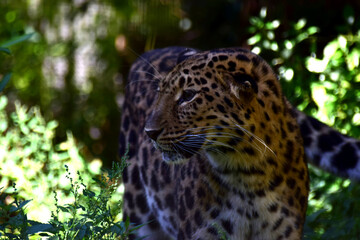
[
  {"left": 304, "top": 168, "right": 360, "bottom": 239},
  {"left": 47, "top": 159, "right": 137, "bottom": 240},
  {"left": 0, "top": 0, "right": 157, "bottom": 166},
  {"left": 305, "top": 34, "right": 360, "bottom": 136},
  {"left": 247, "top": 7, "right": 360, "bottom": 137},
  {"left": 0, "top": 184, "right": 53, "bottom": 240},
  {"left": 0, "top": 95, "right": 101, "bottom": 223},
  {"left": 0, "top": 161, "right": 138, "bottom": 239},
  {"left": 0, "top": 95, "right": 140, "bottom": 239},
  {"left": 0, "top": 33, "right": 34, "bottom": 91},
  {"left": 247, "top": 8, "right": 360, "bottom": 239}
]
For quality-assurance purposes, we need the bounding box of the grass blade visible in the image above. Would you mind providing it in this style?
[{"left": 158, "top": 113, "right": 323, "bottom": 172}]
[
  {"left": 1, "top": 33, "right": 34, "bottom": 48},
  {"left": 0, "top": 47, "right": 11, "bottom": 54},
  {"left": 0, "top": 73, "right": 11, "bottom": 92}
]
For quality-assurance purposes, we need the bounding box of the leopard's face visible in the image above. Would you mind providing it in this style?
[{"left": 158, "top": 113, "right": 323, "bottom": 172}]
[
  {"left": 146, "top": 60, "right": 225, "bottom": 163},
  {"left": 145, "top": 49, "right": 278, "bottom": 166}
]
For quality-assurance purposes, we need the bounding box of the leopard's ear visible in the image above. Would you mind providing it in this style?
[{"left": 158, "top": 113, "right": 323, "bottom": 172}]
[
  {"left": 224, "top": 72, "right": 258, "bottom": 101},
  {"left": 176, "top": 48, "right": 198, "bottom": 64}
]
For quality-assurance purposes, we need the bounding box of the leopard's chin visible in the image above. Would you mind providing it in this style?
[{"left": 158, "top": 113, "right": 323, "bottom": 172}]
[
  {"left": 152, "top": 141, "right": 191, "bottom": 164},
  {"left": 161, "top": 151, "right": 189, "bottom": 164}
]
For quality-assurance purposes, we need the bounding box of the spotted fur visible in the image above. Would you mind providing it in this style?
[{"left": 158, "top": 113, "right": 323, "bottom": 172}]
[{"left": 119, "top": 47, "right": 360, "bottom": 240}]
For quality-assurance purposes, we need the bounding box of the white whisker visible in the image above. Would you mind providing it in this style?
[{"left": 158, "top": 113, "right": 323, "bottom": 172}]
[{"left": 126, "top": 47, "right": 163, "bottom": 78}]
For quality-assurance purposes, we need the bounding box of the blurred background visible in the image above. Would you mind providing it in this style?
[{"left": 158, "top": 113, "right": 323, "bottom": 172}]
[{"left": 1, "top": 0, "right": 360, "bottom": 239}]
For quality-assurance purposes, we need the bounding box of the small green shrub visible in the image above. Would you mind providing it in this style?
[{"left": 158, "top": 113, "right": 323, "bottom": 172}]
[
  {"left": 0, "top": 184, "right": 52, "bottom": 240},
  {"left": 0, "top": 95, "right": 102, "bottom": 223},
  {"left": 0, "top": 159, "right": 139, "bottom": 239},
  {"left": 46, "top": 159, "right": 142, "bottom": 240}
]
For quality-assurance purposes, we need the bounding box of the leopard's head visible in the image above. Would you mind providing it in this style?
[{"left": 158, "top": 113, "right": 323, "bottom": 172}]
[{"left": 145, "top": 48, "right": 282, "bottom": 166}]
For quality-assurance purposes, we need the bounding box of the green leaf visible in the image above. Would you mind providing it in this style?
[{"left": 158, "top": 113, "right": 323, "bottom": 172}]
[
  {"left": 0, "top": 73, "right": 11, "bottom": 92},
  {"left": 8, "top": 199, "right": 31, "bottom": 213},
  {"left": 58, "top": 206, "right": 70, "bottom": 213},
  {"left": 83, "top": 190, "right": 96, "bottom": 197},
  {"left": 16, "top": 199, "right": 32, "bottom": 210},
  {"left": 295, "top": 18, "right": 307, "bottom": 30},
  {"left": 0, "top": 95, "right": 8, "bottom": 109},
  {"left": 130, "top": 221, "right": 152, "bottom": 231},
  {"left": 0, "top": 47, "right": 11, "bottom": 54},
  {"left": 307, "top": 26, "right": 319, "bottom": 35},
  {"left": 2, "top": 233, "right": 17, "bottom": 238},
  {"left": 0, "top": 33, "right": 34, "bottom": 48},
  {"left": 306, "top": 208, "right": 327, "bottom": 223},
  {"left": 247, "top": 34, "right": 261, "bottom": 45},
  {"left": 26, "top": 223, "right": 54, "bottom": 235},
  {"left": 78, "top": 204, "right": 86, "bottom": 211},
  {"left": 46, "top": 120, "right": 58, "bottom": 130}
]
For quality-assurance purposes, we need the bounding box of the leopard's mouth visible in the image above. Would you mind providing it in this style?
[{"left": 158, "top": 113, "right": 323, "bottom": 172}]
[
  {"left": 152, "top": 141, "right": 192, "bottom": 164},
  {"left": 150, "top": 134, "right": 206, "bottom": 163}
]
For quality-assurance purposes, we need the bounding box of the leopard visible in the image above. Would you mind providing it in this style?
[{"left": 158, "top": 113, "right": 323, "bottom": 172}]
[{"left": 119, "top": 47, "right": 360, "bottom": 240}]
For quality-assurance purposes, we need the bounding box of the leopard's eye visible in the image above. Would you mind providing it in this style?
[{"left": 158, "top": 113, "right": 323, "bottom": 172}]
[{"left": 178, "top": 89, "right": 197, "bottom": 105}]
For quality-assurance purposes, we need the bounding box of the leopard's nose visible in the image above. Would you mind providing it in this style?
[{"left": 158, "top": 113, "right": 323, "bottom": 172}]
[{"left": 145, "top": 128, "right": 163, "bottom": 141}]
